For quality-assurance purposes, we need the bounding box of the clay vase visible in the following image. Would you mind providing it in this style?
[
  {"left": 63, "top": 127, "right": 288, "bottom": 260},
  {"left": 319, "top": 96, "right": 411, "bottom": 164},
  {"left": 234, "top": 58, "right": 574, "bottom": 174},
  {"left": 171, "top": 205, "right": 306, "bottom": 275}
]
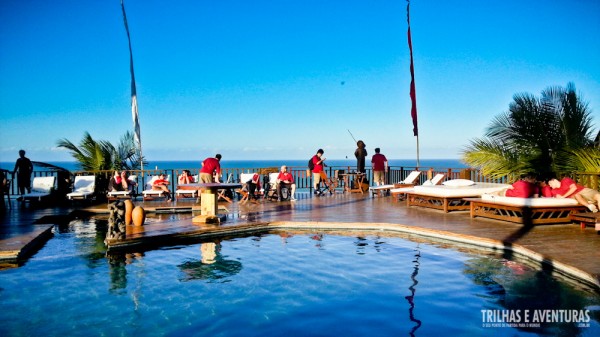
[
  {"left": 132, "top": 206, "right": 146, "bottom": 226},
  {"left": 124, "top": 200, "right": 134, "bottom": 226}
]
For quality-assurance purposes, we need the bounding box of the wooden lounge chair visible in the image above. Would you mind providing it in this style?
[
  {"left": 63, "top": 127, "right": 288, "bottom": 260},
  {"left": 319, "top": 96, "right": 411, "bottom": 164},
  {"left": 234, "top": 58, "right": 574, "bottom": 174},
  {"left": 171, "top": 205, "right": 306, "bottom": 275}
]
[
  {"left": 217, "top": 174, "right": 234, "bottom": 202},
  {"left": 142, "top": 175, "right": 171, "bottom": 201},
  {"left": 370, "top": 170, "right": 421, "bottom": 197},
  {"left": 406, "top": 181, "right": 510, "bottom": 213},
  {"left": 23, "top": 176, "right": 56, "bottom": 202},
  {"left": 66, "top": 175, "right": 95, "bottom": 200},
  {"left": 467, "top": 194, "right": 587, "bottom": 225},
  {"left": 237, "top": 173, "right": 260, "bottom": 204},
  {"left": 107, "top": 175, "right": 137, "bottom": 201},
  {"left": 388, "top": 173, "right": 445, "bottom": 201},
  {"left": 175, "top": 175, "right": 199, "bottom": 199},
  {"left": 423, "top": 173, "right": 446, "bottom": 186}
]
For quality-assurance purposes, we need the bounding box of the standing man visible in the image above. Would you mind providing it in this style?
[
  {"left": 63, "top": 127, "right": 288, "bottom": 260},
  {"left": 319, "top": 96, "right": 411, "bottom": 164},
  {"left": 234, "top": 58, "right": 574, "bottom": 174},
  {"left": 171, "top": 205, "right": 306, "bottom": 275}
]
[
  {"left": 276, "top": 165, "right": 296, "bottom": 201},
  {"left": 311, "top": 149, "right": 328, "bottom": 195},
  {"left": 354, "top": 140, "right": 367, "bottom": 173},
  {"left": 200, "top": 154, "right": 222, "bottom": 183},
  {"left": 13, "top": 150, "right": 33, "bottom": 196},
  {"left": 371, "top": 148, "right": 388, "bottom": 186}
]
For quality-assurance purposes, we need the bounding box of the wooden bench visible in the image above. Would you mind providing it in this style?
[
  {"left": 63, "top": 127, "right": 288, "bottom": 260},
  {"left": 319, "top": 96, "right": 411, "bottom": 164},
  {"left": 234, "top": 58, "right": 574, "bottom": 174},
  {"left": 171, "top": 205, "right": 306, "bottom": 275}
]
[
  {"left": 466, "top": 198, "right": 587, "bottom": 225},
  {"left": 405, "top": 182, "right": 510, "bottom": 213},
  {"left": 570, "top": 212, "right": 600, "bottom": 230},
  {"left": 407, "top": 192, "right": 472, "bottom": 213}
]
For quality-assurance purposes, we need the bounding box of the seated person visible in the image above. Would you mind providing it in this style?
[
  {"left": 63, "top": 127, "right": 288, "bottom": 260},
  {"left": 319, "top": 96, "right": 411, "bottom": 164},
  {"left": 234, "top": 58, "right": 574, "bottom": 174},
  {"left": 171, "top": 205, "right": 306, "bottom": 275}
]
[
  {"left": 276, "top": 165, "right": 296, "bottom": 201},
  {"left": 242, "top": 173, "right": 261, "bottom": 202},
  {"left": 178, "top": 170, "right": 195, "bottom": 184},
  {"left": 547, "top": 176, "right": 600, "bottom": 213},
  {"left": 152, "top": 173, "right": 172, "bottom": 201},
  {"left": 108, "top": 170, "right": 136, "bottom": 192},
  {"left": 538, "top": 180, "right": 553, "bottom": 198},
  {"left": 498, "top": 172, "right": 538, "bottom": 198}
]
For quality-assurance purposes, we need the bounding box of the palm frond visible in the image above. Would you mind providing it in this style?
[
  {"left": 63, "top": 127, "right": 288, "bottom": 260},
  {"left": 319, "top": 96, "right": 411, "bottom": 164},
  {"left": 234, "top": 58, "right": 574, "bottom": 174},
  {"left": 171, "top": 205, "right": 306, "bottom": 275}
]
[
  {"left": 31, "top": 161, "right": 70, "bottom": 173},
  {"left": 465, "top": 83, "right": 596, "bottom": 179},
  {"left": 462, "top": 139, "right": 524, "bottom": 179},
  {"left": 561, "top": 148, "right": 600, "bottom": 173}
]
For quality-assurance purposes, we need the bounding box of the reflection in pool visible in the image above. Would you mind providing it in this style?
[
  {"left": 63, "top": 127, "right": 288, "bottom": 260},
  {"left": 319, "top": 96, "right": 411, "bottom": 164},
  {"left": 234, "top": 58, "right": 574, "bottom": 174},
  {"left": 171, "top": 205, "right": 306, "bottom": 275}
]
[{"left": 0, "top": 218, "right": 598, "bottom": 336}]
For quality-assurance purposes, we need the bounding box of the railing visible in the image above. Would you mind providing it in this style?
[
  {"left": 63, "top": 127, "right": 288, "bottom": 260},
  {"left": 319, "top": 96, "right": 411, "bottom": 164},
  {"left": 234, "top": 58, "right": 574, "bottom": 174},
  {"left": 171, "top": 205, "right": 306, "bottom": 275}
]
[{"left": 3, "top": 167, "right": 597, "bottom": 197}]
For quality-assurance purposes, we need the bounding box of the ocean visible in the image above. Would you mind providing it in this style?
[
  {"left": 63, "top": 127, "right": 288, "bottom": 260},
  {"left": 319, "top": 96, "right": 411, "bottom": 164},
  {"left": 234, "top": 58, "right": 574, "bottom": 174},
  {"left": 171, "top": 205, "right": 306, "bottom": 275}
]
[{"left": 0, "top": 159, "right": 467, "bottom": 172}]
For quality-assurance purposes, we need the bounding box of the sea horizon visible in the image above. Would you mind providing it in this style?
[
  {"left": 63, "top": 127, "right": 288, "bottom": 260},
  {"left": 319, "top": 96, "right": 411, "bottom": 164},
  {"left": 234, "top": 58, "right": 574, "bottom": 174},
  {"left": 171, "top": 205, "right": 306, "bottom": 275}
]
[{"left": 0, "top": 158, "right": 467, "bottom": 172}]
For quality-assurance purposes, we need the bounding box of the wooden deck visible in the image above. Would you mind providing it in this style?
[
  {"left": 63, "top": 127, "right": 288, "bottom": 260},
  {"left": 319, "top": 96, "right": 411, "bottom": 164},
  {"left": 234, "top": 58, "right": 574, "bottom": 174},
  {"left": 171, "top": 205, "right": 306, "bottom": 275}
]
[{"left": 1, "top": 192, "right": 599, "bottom": 289}]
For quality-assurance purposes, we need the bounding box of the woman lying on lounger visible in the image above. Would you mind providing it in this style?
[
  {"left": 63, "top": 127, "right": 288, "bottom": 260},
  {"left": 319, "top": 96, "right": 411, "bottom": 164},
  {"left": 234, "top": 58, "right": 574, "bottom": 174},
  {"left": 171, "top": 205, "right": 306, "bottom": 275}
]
[
  {"left": 152, "top": 173, "right": 172, "bottom": 201},
  {"left": 494, "top": 172, "right": 539, "bottom": 198}
]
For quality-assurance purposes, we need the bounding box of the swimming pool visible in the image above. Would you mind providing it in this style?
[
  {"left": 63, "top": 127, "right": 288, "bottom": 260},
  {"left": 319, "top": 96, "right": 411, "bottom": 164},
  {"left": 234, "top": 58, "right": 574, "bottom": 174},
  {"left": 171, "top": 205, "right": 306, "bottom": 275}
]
[{"left": 0, "top": 218, "right": 598, "bottom": 336}]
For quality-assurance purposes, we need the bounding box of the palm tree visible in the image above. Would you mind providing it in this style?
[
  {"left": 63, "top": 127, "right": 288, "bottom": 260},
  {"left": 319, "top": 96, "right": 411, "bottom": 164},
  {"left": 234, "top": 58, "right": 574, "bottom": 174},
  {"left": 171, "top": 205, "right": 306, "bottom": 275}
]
[
  {"left": 113, "top": 131, "right": 145, "bottom": 170},
  {"left": 57, "top": 131, "right": 145, "bottom": 171},
  {"left": 57, "top": 132, "right": 115, "bottom": 171},
  {"left": 463, "top": 83, "right": 596, "bottom": 179}
]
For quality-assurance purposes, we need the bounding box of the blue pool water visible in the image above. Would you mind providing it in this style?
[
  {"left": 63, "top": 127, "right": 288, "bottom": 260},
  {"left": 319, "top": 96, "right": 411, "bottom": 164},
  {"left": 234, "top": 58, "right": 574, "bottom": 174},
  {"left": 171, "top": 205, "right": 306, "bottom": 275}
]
[{"left": 0, "top": 218, "right": 598, "bottom": 336}]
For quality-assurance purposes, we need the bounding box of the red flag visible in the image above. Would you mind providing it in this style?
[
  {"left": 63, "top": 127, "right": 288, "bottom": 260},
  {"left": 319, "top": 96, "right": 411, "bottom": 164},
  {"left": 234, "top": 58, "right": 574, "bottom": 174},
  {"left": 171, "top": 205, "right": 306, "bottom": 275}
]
[{"left": 407, "top": 1, "right": 418, "bottom": 136}]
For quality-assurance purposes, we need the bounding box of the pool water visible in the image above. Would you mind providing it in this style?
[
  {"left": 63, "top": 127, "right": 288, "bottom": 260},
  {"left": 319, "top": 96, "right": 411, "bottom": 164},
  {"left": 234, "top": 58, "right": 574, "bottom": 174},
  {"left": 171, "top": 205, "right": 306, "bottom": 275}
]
[{"left": 0, "top": 218, "right": 598, "bottom": 336}]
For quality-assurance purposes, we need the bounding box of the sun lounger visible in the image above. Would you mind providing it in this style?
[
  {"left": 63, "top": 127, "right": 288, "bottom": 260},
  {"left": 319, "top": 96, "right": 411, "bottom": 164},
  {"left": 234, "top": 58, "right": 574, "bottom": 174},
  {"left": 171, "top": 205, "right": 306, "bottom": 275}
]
[
  {"left": 107, "top": 175, "right": 137, "bottom": 200},
  {"left": 66, "top": 175, "right": 95, "bottom": 200},
  {"left": 387, "top": 173, "right": 445, "bottom": 201},
  {"left": 23, "top": 176, "right": 56, "bottom": 201},
  {"left": 370, "top": 170, "right": 421, "bottom": 197},
  {"left": 237, "top": 173, "right": 261, "bottom": 204},
  {"left": 175, "top": 175, "right": 199, "bottom": 199},
  {"left": 406, "top": 181, "right": 510, "bottom": 213},
  {"left": 467, "top": 194, "right": 587, "bottom": 225},
  {"left": 142, "top": 175, "right": 171, "bottom": 200}
]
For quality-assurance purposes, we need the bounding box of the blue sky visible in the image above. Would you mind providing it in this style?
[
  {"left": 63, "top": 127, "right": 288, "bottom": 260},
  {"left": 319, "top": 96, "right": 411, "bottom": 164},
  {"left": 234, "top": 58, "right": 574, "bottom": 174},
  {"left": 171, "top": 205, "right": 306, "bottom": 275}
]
[{"left": 1, "top": 0, "right": 599, "bottom": 163}]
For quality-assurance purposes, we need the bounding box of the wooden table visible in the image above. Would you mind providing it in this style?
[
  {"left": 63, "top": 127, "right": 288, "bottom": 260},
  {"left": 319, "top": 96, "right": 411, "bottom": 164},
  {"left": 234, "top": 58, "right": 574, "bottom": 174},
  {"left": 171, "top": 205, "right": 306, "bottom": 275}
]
[
  {"left": 570, "top": 212, "right": 600, "bottom": 230},
  {"left": 177, "top": 183, "right": 242, "bottom": 200},
  {"left": 177, "top": 183, "right": 242, "bottom": 216},
  {"left": 339, "top": 173, "right": 366, "bottom": 194}
]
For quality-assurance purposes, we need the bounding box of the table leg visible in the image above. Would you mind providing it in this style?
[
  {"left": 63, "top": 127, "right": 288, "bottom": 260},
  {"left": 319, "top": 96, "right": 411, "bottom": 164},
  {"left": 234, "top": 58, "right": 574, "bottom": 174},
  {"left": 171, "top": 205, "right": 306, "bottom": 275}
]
[
  {"left": 200, "top": 191, "right": 218, "bottom": 216},
  {"left": 357, "top": 175, "right": 364, "bottom": 194}
]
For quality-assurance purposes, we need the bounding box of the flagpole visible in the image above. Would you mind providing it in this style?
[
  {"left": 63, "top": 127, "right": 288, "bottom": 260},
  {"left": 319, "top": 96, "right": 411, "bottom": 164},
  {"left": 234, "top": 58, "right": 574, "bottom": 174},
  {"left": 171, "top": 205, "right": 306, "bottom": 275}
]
[
  {"left": 407, "top": 0, "right": 420, "bottom": 167},
  {"left": 121, "top": 0, "right": 143, "bottom": 172}
]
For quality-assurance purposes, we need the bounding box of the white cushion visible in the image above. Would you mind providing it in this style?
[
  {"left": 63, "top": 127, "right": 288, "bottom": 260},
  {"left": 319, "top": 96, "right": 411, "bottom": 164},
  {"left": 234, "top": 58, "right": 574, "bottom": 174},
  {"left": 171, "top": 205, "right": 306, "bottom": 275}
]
[
  {"left": 481, "top": 194, "right": 579, "bottom": 207},
  {"left": 176, "top": 189, "right": 198, "bottom": 196},
  {"left": 442, "top": 179, "right": 475, "bottom": 187},
  {"left": 400, "top": 171, "right": 420, "bottom": 184},
  {"left": 31, "top": 176, "right": 56, "bottom": 193},
  {"left": 413, "top": 183, "right": 510, "bottom": 197},
  {"left": 107, "top": 190, "right": 132, "bottom": 196},
  {"left": 370, "top": 184, "right": 395, "bottom": 191}
]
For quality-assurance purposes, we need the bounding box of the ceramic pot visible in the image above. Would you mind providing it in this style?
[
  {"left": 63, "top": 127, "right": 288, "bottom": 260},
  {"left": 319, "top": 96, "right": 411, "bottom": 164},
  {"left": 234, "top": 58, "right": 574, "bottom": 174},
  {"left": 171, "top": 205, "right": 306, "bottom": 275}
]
[
  {"left": 132, "top": 206, "right": 146, "bottom": 226},
  {"left": 124, "top": 200, "right": 134, "bottom": 225}
]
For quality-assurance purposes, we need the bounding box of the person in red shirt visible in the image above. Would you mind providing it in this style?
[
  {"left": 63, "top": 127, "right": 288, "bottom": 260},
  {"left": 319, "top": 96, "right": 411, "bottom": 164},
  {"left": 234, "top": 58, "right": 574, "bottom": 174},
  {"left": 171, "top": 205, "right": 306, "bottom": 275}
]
[
  {"left": 276, "top": 165, "right": 296, "bottom": 201},
  {"left": 497, "top": 172, "right": 538, "bottom": 198},
  {"left": 243, "top": 172, "right": 261, "bottom": 202},
  {"left": 311, "top": 149, "right": 329, "bottom": 195},
  {"left": 371, "top": 148, "right": 388, "bottom": 186},
  {"left": 200, "top": 154, "right": 222, "bottom": 183},
  {"left": 108, "top": 170, "right": 136, "bottom": 192},
  {"left": 152, "top": 173, "right": 172, "bottom": 201},
  {"left": 539, "top": 182, "right": 553, "bottom": 198},
  {"left": 178, "top": 170, "right": 195, "bottom": 184},
  {"left": 548, "top": 176, "right": 600, "bottom": 212}
]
